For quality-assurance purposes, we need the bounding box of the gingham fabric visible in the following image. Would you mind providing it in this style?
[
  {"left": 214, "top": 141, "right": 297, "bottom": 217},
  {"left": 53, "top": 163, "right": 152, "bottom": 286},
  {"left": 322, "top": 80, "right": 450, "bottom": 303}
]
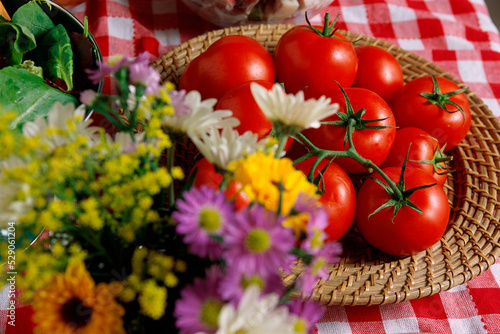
[{"left": 2, "top": 0, "right": 500, "bottom": 333}]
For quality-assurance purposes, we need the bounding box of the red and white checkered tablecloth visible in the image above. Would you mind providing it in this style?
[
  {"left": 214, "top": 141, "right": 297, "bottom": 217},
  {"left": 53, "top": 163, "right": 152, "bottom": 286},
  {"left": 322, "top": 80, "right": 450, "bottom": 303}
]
[{"left": 2, "top": 0, "right": 500, "bottom": 333}]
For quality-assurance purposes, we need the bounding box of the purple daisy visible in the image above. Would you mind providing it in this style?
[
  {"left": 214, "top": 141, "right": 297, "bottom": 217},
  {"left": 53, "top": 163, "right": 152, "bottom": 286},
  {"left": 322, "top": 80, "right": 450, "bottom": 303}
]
[
  {"left": 85, "top": 52, "right": 152, "bottom": 85},
  {"left": 174, "top": 265, "right": 225, "bottom": 334},
  {"left": 222, "top": 204, "right": 295, "bottom": 278},
  {"left": 129, "top": 62, "right": 161, "bottom": 95},
  {"left": 293, "top": 193, "right": 329, "bottom": 255},
  {"left": 173, "top": 186, "right": 235, "bottom": 259},
  {"left": 218, "top": 266, "right": 286, "bottom": 305},
  {"left": 169, "top": 89, "right": 190, "bottom": 116},
  {"left": 287, "top": 299, "right": 326, "bottom": 334},
  {"left": 295, "top": 241, "right": 343, "bottom": 295}
]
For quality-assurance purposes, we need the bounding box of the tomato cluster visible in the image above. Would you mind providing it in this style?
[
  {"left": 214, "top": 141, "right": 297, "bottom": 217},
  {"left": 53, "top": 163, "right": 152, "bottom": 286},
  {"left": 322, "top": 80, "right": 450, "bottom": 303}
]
[{"left": 178, "top": 14, "right": 471, "bottom": 257}]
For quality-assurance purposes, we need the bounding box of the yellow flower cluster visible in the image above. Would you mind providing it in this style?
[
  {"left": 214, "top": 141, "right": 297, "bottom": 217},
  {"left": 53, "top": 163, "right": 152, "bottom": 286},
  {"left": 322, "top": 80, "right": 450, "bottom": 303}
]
[
  {"left": 1, "top": 240, "right": 87, "bottom": 302},
  {"left": 228, "top": 152, "right": 318, "bottom": 215},
  {"left": 120, "top": 247, "right": 187, "bottom": 320}
]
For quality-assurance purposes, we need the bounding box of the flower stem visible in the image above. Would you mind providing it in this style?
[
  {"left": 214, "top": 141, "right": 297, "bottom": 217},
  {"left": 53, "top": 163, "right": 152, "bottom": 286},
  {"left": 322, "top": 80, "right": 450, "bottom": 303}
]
[
  {"left": 167, "top": 145, "right": 175, "bottom": 208},
  {"left": 274, "top": 133, "right": 288, "bottom": 159}
]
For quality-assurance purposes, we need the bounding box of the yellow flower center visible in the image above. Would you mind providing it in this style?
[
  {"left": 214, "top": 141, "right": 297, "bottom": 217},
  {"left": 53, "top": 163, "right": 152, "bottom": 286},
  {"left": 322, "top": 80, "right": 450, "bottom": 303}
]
[
  {"left": 241, "top": 275, "right": 264, "bottom": 290},
  {"left": 294, "top": 318, "right": 307, "bottom": 333},
  {"left": 199, "top": 208, "right": 222, "bottom": 233},
  {"left": 61, "top": 297, "right": 92, "bottom": 328},
  {"left": 245, "top": 228, "right": 271, "bottom": 254},
  {"left": 200, "top": 298, "right": 223, "bottom": 329}
]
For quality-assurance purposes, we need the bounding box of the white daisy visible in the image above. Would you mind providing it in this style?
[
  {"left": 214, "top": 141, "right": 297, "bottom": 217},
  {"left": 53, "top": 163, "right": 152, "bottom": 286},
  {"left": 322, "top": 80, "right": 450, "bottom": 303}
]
[
  {"left": 112, "top": 131, "right": 146, "bottom": 153},
  {"left": 22, "top": 102, "right": 101, "bottom": 149},
  {"left": 189, "top": 126, "right": 275, "bottom": 171},
  {"left": 250, "top": 82, "right": 339, "bottom": 130},
  {"left": 161, "top": 90, "right": 240, "bottom": 136},
  {"left": 0, "top": 178, "right": 33, "bottom": 229},
  {"left": 214, "top": 285, "right": 296, "bottom": 334}
]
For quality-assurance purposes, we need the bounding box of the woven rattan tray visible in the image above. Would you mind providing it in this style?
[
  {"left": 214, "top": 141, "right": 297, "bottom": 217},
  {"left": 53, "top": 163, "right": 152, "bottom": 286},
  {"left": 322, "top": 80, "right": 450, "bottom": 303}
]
[{"left": 153, "top": 24, "right": 500, "bottom": 306}]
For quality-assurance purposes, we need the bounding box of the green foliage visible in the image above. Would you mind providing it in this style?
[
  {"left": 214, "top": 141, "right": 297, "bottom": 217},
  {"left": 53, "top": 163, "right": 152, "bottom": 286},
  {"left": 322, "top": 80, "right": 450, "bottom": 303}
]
[
  {"left": 11, "top": 2, "right": 55, "bottom": 39},
  {"left": 0, "top": 67, "right": 77, "bottom": 130},
  {"left": 0, "top": 16, "right": 37, "bottom": 65},
  {"left": 35, "top": 24, "right": 74, "bottom": 91}
]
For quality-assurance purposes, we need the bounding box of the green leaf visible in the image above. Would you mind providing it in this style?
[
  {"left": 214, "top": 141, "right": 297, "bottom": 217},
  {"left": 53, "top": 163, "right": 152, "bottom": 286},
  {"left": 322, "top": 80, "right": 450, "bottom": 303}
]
[
  {"left": 0, "top": 18, "right": 37, "bottom": 65},
  {"left": 11, "top": 2, "right": 55, "bottom": 40},
  {"left": 0, "top": 66, "right": 78, "bottom": 130},
  {"left": 34, "top": 24, "right": 74, "bottom": 91}
]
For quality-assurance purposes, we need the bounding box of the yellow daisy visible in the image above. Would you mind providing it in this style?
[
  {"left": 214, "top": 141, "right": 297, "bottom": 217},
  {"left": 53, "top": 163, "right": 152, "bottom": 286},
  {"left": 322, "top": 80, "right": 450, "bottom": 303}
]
[
  {"left": 32, "top": 260, "right": 125, "bottom": 334},
  {"left": 228, "top": 152, "right": 318, "bottom": 215}
]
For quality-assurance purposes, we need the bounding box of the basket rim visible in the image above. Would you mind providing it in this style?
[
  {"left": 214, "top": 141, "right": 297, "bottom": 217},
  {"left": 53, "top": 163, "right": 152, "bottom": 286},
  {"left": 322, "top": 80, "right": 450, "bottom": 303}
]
[{"left": 153, "top": 23, "right": 500, "bottom": 306}]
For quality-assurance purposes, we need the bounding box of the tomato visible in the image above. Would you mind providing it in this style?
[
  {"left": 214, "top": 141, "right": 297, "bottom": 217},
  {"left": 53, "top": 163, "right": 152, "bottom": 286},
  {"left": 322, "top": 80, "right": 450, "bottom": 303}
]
[
  {"left": 352, "top": 45, "right": 404, "bottom": 105},
  {"left": 215, "top": 81, "right": 274, "bottom": 137},
  {"left": 380, "top": 127, "right": 451, "bottom": 186},
  {"left": 216, "top": 81, "right": 293, "bottom": 150},
  {"left": 356, "top": 166, "right": 450, "bottom": 256},
  {"left": 179, "top": 35, "right": 275, "bottom": 100},
  {"left": 296, "top": 157, "right": 356, "bottom": 241},
  {"left": 273, "top": 15, "right": 357, "bottom": 97},
  {"left": 391, "top": 75, "right": 471, "bottom": 151},
  {"left": 302, "top": 87, "right": 396, "bottom": 173},
  {"left": 190, "top": 157, "right": 223, "bottom": 189},
  {"left": 190, "top": 158, "right": 251, "bottom": 210}
]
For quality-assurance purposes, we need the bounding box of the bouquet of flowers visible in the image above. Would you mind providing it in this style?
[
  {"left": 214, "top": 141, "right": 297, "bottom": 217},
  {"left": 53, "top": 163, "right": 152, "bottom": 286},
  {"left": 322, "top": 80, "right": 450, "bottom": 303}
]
[{"left": 0, "top": 52, "right": 343, "bottom": 333}]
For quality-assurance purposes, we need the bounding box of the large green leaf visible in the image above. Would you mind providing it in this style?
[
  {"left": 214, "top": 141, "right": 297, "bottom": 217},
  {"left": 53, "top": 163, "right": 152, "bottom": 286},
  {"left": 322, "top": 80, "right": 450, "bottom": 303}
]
[
  {"left": 0, "top": 67, "right": 77, "bottom": 131},
  {"left": 0, "top": 17, "right": 36, "bottom": 65},
  {"left": 35, "top": 24, "right": 74, "bottom": 91},
  {"left": 11, "top": 2, "right": 55, "bottom": 40}
]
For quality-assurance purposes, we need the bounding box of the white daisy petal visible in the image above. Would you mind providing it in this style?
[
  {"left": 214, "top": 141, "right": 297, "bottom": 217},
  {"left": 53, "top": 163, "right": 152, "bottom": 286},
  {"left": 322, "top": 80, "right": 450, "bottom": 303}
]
[
  {"left": 189, "top": 126, "right": 261, "bottom": 171},
  {"left": 161, "top": 90, "right": 240, "bottom": 135},
  {"left": 215, "top": 285, "right": 296, "bottom": 334},
  {"left": 250, "top": 82, "right": 339, "bottom": 130},
  {"left": 21, "top": 102, "right": 101, "bottom": 149}
]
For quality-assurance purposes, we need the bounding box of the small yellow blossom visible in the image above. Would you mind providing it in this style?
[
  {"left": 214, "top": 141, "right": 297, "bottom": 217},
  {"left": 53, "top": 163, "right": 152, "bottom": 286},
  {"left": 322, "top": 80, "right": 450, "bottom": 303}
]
[
  {"left": 228, "top": 152, "right": 318, "bottom": 215},
  {"left": 138, "top": 280, "right": 167, "bottom": 320}
]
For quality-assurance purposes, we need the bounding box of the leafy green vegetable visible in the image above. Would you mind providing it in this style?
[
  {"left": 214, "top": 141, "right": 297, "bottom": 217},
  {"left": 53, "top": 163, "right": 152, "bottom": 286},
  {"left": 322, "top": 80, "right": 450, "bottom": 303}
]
[
  {"left": 0, "top": 16, "right": 36, "bottom": 65},
  {"left": 11, "top": 2, "right": 55, "bottom": 40},
  {"left": 35, "top": 24, "right": 74, "bottom": 91},
  {"left": 13, "top": 60, "right": 43, "bottom": 78},
  {"left": 0, "top": 67, "right": 77, "bottom": 131}
]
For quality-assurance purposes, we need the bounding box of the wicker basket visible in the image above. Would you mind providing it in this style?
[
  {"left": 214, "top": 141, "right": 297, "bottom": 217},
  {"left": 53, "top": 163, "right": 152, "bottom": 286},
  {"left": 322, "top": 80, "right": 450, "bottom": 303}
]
[{"left": 153, "top": 24, "right": 500, "bottom": 306}]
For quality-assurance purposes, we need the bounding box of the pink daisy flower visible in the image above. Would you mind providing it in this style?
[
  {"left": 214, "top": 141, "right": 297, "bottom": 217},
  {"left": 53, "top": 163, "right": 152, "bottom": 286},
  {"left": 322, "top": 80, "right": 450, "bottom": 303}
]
[
  {"left": 223, "top": 205, "right": 295, "bottom": 277},
  {"left": 287, "top": 299, "right": 326, "bottom": 334},
  {"left": 295, "top": 241, "right": 343, "bottom": 295},
  {"left": 173, "top": 186, "right": 235, "bottom": 259},
  {"left": 218, "top": 267, "right": 286, "bottom": 305},
  {"left": 174, "top": 265, "right": 225, "bottom": 334}
]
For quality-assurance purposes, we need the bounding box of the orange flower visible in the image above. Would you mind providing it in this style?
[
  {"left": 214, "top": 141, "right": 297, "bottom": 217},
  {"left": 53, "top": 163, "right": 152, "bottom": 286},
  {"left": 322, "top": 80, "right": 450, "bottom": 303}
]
[{"left": 32, "top": 260, "right": 125, "bottom": 334}]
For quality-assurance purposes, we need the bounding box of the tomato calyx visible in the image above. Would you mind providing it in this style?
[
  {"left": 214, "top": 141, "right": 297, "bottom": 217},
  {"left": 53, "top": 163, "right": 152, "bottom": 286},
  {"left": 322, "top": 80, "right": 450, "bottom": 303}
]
[
  {"left": 411, "top": 141, "right": 454, "bottom": 176},
  {"left": 420, "top": 75, "right": 467, "bottom": 119},
  {"left": 304, "top": 12, "right": 341, "bottom": 38},
  {"left": 321, "top": 84, "right": 396, "bottom": 148},
  {"left": 368, "top": 147, "right": 438, "bottom": 222}
]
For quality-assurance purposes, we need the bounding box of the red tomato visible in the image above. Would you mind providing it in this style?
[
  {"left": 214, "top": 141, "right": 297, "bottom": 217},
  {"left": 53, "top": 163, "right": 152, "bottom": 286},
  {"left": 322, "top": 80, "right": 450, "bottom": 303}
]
[
  {"left": 190, "top": 158, "right": 250, "bottom": 210},
  {"left": 296, "top": 157, "right": 356, "bottom": 241},
  {"left": 216, "top": 81, "right": 293, "bottom": 150},
  {"left": 190, "top": 157, "right": 222, "bottom": 190},
  {"left": 356, "top": 166, "right": 450, "bottom": 256},
  {"left": 273, "top": 17, "right": 358, "bottom": 97},
  {"left": 380, "top": 127, "right": 451, "bottom": 186},
  {"left": 215, "top": 81, "right": 274, "bottom": 137},
  {"left": 391, "top": 75, "right": 471, "bottom": 151},
  {"left": 352, "top": 45, "right": 404, "bottom": 105},
  {"left": 179, "top": 35, "right": 275, "bottom": 100},
  {"left": 302, "top": 87, "right": 396, "bottom": 173}
]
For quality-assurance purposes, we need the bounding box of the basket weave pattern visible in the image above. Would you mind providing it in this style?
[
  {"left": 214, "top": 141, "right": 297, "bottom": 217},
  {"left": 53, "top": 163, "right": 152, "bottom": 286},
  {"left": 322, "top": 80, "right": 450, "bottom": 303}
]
[{"left": 153, "top": 24, "right": 500, "bottom": 306}]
